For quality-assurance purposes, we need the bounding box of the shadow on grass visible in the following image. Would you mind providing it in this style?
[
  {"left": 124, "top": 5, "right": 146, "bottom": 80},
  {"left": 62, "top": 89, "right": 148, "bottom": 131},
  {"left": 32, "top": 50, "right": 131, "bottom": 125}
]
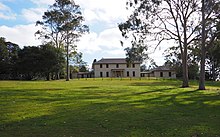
[
  {"left": 0, "top": 86, "right": 220, "bottom": 137},
  {"left": 130, "top": 80, "right": 180, "bottom": 87},
  {"left": 80, "top": 86, "right": 99, "bottom": 89},
  {"left": 0, "top": 88, "right": 65, "bottom": 94}
]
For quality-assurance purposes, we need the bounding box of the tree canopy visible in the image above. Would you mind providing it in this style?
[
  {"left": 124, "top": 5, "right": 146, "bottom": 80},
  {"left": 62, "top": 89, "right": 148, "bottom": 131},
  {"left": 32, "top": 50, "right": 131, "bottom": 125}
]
[
  {"left": 119, "top": 0, "right": 220, "bottom": 89},
  {"left": 0, "top": 37, "right": 65, "bottom": 80},
  {"left": 36, "top": 0, "right": 89, "bottom": 81}
]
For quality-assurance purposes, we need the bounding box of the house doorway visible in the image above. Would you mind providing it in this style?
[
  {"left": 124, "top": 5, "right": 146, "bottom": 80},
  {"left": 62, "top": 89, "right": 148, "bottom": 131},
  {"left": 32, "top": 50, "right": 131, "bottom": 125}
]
[{"left": 111, "top": 69, "right": 124, "bottom": 77}]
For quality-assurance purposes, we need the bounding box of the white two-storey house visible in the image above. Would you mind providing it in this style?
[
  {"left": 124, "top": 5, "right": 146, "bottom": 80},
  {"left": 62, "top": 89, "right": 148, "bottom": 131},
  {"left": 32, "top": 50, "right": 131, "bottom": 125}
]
[{"left": 93, "top": 58, "right": 141, "bottom": 78}]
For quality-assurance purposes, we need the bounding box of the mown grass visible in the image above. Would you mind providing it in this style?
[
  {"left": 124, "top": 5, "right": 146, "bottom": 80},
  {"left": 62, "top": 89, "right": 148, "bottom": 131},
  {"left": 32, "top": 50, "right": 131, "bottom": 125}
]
[{"left": 0, "top": 78, "right": 220, "bottom": 137}]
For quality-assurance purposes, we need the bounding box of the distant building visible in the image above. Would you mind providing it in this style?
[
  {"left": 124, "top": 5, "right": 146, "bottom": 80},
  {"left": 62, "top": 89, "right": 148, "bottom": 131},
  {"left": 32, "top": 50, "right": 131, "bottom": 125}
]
[
  {"left": 93, "top": 58, "right": 141, "bottom": 78},
  {"left": 71, "top": 72, "right": 94, "bottom": 79},
  {"left": 77, "top": 72, "right": 94, "bottom": 78},
  {"left": 141, "top": 66, "right": 176, "bottom": 79}
]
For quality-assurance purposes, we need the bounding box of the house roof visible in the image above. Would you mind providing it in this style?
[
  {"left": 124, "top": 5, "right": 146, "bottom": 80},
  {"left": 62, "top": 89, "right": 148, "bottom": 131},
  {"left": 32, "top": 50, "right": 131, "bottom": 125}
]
[
  {"left": 152, "top": 66, "right": 175, "bottom": 71},
  {"left": 93, "top": 58, "right": 141, "bottom": 64}
]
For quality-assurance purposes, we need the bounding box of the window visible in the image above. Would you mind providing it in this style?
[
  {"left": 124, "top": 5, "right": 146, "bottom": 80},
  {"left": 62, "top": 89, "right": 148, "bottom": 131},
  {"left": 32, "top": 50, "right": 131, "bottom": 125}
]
[
  {"left": 133, "top": 71, "right": 135, "bottom": 77},
  {"left": 106, "top": 72, "right": 109, "bottom": 77},
  {"left": 127, "top": 64, "right": 130, "bottom": 68},
  {"left": 106, "top": 64, "right": 109, "bottom": 68},
  {"left": 100, "top": 72, "right": 103, "bottom": 77},
  {"left": 100, "top": 64, "right": 102, "bottom": 68},
  {"left": 132, "top": 64, "right": 135, "bottom": 68},
  {"left": 169, "top": 72, "right": 172, "bottom": 77},
  {"left": 116, "top": 64, "right": 119, "bottom": 68},
  {"left": 160, "top": 72, "right": 163, "bottom": 77},
  {"left": 127, "top": 71, "right": 129, "bottom": 77}
]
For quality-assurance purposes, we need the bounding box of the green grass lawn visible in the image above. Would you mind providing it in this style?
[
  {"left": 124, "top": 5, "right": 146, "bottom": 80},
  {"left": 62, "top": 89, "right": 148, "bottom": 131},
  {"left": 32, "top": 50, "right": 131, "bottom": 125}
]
[{"left": 0, "top": 78, "right": 220, "bottom": 137}]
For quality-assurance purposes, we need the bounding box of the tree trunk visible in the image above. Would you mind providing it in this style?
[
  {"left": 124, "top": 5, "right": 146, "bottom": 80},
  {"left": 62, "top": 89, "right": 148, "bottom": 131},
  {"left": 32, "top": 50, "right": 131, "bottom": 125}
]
[
  {"left": 182, "top": 49, "right": 189, "bottom": 88},
  {"left": 199, "top": 52, "right": 206, "bottom": 89},
  {"left": 46, "top": 73, "right": 51, "bottom": 81},
  {"left": 66, "top": 34, "right": 70, "bottom": 81},
  {"left": 56, "top": 72, "right": 60, "bottom": 80},
  {"left": 199, "top": 0, "right": 206, "bottom": 90},
  {"left": 66, "top": 56, "right": 70, "bottom": 81},
  {"left": 182, "top": 26, "right": 189, "bottom": 88}
]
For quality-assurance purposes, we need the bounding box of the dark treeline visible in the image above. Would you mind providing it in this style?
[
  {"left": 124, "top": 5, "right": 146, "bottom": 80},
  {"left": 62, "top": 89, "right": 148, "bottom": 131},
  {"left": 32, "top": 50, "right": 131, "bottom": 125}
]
[{"left": 0, "top": 37, "right": 65, "bottom": 80}]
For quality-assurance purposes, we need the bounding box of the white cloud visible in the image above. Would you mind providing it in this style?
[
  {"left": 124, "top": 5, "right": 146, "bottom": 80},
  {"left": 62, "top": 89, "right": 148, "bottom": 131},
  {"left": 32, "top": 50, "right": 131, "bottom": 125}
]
[
  {"left": 148, "top": 50, "right": 165, "bottom": 66},
  {"left": 0, "top": 2, "right": 10, "bottom": 11},
  {"left": 76, "top": 0, "right": 131, "bottom": 24},
  {"left": 0, "top": 0, "right": 167, "bottom": 67},
  {"left": 83, "top": 9, "right": 99, "bottom": 23},
  {"left": 0, "top": 24, "right": 41, "bottom": 46},
  {"left": 103, "top": 49, "right": 125, "bottom": 56},
  {"left": 0, "top": 2, "right": 16, "bottom": 20},
  {"left": 30, "top": 0, "right": 54, "bottom": 6},
  {"left": 21, "top": 0, "right": 54, "bottom": 23},
  {"left": 21, "top": 8, "right": 46, "bottom": 23},
  {"left": 77, "top": 27, "right": 126, "bottom": 67},
  {"left": 78, "top": 27, "right": 125, "bottom": 57},
  {"left": 77, "top": 27, "right": 169, "bottom": 66},
  {"left": 77, "top": 32, "right": 102, "bottom": 53},
  {"left": 0, "top": 13, "right": 15, "bottom": 20}
]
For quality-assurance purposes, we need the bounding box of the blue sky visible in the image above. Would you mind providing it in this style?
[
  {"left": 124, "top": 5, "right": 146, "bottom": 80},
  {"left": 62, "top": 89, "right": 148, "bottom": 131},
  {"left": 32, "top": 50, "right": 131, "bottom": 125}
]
[{"left": 0, "top": 0, "right": 165, "bottom": 67}]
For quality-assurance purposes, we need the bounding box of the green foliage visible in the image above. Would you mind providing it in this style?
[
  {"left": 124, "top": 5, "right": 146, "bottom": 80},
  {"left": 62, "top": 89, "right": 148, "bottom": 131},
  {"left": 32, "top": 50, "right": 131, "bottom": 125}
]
[
  {"left": 0, "top": 79, "right": 220, "bottom": 137},
  {"left": 71, "top": 52, "right": 88, "bottom": 72},
  {"left": 206, "top": 40, "right": 220, "bottom": 80},
  {"left": 36, "top": 0, "right": 89, "bottom": 81},
  {"left": 17, "top": 44, "right": 65, "bottom": 80},
  {"left": 124, "top": 46, "right": 148, "bottom": 63},
  {"left": 79, "top": 65, "right": 88, "bottom": 72},
  {"left": 17, "top": 46, "right": 42, "bottom": 80},
  {"left": 0, "top": 37, "right": 66, "bottom": 80},
  {"left": 199, "top": 0, "right": 220, "bottom": 89},
  {"left": 140, "top": 64, "right": 147, "bottom": 71},
  {"left": 0, "top": 37, "right": 9, "bottom": 75},
  {"left": 164, "top": 45, "right": 199, "bottom": 80},
  {"left": 0, "top": 37, "right": 20, "bottom": 79},
  {"left": 39, "top": 44, "right": 65, "bottom": 79}
]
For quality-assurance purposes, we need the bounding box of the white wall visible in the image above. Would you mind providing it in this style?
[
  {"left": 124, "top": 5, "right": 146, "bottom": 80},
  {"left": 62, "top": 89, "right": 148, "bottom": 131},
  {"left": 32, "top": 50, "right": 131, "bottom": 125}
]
[
  {"left": 94, "top": 63, "right": 140, "bottom": 78},
  {"left": 154, "top": 71, "right": 176, "bottom": 79}
]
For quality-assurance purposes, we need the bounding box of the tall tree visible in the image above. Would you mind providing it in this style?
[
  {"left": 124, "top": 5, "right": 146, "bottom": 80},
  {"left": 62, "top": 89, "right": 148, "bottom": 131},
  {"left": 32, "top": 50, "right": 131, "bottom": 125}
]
[
  {"left": 36, "top": 0, "right": 89, "bottom": 81},
  {"left": 119, "top": 0, "right": 201, "bottom": 87},
  {"left": 199, "top": 0, "right": 220, "bottom": 89},
  {"left": 39, "top": 43, "right": 65, "bottom": 80},
  {"left": 0, "top": 37, "right": 20, "bottom": 79},
  {"left": 17, "top": 46, "right": 42, "bottom": 80},
  {"left": 0, "top": 37, "right": 9, "bottom": 78},
  {"left": 206, "top": 44, "right": 220, "bottom": 80}
]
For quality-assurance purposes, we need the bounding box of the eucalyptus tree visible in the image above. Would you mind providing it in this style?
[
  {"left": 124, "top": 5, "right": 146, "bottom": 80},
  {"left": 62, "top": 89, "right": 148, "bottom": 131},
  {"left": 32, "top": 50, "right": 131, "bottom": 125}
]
[
  {"left": 36, "top": 0, "right": 89, "bottom": 81},
  {"left": 119, "top": 0, "right": 201, "bottom": 87},
  {"left": 199, "top": 0, "right": 220, "bottom": 89}
]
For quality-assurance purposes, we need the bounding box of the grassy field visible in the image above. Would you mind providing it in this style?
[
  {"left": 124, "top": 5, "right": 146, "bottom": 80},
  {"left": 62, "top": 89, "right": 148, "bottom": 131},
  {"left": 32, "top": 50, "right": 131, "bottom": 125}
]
[{"left": 0, "top": 78, "right": 220, "bottom": 137}]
